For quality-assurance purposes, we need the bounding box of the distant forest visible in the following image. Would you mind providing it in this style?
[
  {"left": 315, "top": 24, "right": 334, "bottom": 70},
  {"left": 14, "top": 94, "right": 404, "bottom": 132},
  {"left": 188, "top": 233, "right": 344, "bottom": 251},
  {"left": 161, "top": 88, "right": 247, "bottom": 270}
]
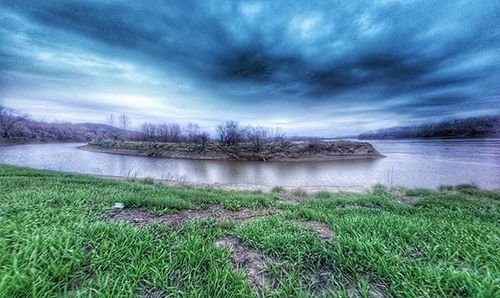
[
  {"left": 358, "top": 115, "right": 500, "bottom": 139},
  {"left": 0, "top": 105, "right": 124, "bottom": 143}
]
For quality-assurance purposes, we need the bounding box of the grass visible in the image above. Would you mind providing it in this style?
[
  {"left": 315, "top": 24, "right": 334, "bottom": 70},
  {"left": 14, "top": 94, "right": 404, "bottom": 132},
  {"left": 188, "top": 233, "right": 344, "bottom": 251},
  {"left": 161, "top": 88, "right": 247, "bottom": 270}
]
[{"left": 0, "top": 164, "right": 499, "bottom": 297}]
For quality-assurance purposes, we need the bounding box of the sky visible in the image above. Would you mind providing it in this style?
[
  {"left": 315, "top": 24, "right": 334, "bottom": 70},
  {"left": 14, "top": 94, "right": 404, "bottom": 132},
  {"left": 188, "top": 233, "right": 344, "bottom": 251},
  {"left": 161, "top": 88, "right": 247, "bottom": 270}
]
[{"left": 0, "top": 0, "right": 499, "bottom": 136}]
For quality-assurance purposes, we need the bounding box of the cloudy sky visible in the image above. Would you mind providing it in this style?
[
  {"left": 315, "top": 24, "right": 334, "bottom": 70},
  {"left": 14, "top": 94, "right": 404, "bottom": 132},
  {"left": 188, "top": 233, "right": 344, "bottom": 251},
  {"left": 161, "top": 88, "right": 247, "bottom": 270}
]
[{"left": 1, "top": 0, "right": 499, "bottom": 136}]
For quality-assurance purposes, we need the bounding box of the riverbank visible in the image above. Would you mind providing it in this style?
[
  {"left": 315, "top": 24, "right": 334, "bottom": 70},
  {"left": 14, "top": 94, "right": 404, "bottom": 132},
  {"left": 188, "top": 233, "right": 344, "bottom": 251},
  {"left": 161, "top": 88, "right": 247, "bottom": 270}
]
[
  {"left": 66, "top": 172, "right": 369, "bottom": 193},
  {"left": 1, "top": 164, "right": 499, "bottom": 297},
  {"left": 0, "top": 140, "right": 70, "bottom": 147},
  {"left": 83, "top": 139, "right": 383, "bottom": 161}
]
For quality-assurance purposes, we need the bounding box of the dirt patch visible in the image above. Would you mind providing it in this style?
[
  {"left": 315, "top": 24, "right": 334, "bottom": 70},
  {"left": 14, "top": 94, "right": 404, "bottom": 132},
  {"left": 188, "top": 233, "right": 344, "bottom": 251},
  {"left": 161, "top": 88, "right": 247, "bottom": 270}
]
[
  {"left": 408, "top": 248, "right": 424, "bottom": 260},
  {"left": 106, "top": 209, "right": 156, "bottom": 225},
  {"left": 142, "top": 290, "right": 169, "bottom": 298},
  {"left": 214, "top": 236, "right": 276, "bottom": 294},
  {"left": 214, "top": 236, "right": 339, "bottom": 295},
  {"left": 347, "top": 280, "right": 387, "bottom": 298},
  {"left": 297, "top": 221, "right": 335, "bottom": 242},
  {"left": 106, "top": 204, "right": 279, "bottom": 227},
  {"left": 301, "top": 268, "right": 338, "bottom": 296},
  {"left": 82, "top": 243, "right": 94, "bottom": 258}
]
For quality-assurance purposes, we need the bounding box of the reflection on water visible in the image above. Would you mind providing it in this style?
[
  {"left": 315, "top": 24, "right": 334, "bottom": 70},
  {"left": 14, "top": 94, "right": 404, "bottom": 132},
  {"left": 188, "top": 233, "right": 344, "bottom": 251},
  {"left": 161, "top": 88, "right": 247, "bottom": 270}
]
[{"left": 0, "top": 139, "right": 499, "bottom": 189}]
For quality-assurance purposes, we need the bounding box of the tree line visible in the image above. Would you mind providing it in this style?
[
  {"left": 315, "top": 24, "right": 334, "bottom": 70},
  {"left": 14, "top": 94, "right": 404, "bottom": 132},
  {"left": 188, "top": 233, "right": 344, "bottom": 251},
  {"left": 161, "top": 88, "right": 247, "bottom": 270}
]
[
  {"left": 0, "top": 105, "right": 287, "bottom": 151},
  {"left": 358, "top": 115, "right": 500, "bottom": 139},
  {"left": 132, "top": 117, "right": 286, "bottom": 151},
  {"left": 0, "top": 105, "right": 125, "bottom": 142}
]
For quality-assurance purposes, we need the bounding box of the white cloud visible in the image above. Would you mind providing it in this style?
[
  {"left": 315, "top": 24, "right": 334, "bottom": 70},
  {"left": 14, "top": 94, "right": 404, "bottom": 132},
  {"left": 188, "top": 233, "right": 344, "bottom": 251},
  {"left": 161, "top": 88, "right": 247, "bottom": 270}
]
[
  {"left": 355, "top": 13, "right": 384, "bottom": 37},
  {"left": 289, "top": 14, "right": 324, "bottom": 40},
  {"left": 239, "top": 2, "right": 264, "bottom": 19}
]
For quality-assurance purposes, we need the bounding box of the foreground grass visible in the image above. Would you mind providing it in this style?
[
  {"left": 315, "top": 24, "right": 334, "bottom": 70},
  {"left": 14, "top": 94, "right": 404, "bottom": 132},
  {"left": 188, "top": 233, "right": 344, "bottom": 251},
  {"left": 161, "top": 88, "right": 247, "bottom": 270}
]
[{"left": 0, "top": 165, "right": 499, "bottom": 297}]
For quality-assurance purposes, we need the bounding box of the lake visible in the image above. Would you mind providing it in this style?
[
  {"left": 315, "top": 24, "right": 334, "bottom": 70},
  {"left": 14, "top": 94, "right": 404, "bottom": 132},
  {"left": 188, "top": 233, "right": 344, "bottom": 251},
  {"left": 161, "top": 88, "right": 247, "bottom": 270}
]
[{"left": 1, "top": 139, "right": 499, "bottom": 190}]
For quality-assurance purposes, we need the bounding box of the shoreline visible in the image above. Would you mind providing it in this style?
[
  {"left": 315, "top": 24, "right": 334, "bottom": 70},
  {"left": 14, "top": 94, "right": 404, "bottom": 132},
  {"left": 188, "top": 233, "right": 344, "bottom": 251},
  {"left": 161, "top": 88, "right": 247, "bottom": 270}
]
[
  {"left": 0, "top": 162, "right": 367, "bottom": 193},
  {"left": 93, "top": 173, "right": 369, "bottom": 193},
  {"left": 0, "top": 140, "right": 76, "bottom": 147},
  {"left": 4, "top": 162, "right": 499, "bottom": 192},
  {"left": 79, "top": 143, "right": 384, "bottom": 162}
]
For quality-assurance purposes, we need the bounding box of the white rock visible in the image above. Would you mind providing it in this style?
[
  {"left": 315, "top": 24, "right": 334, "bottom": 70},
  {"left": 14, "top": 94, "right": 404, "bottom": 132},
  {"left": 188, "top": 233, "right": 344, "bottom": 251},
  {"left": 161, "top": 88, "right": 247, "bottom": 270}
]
[{"left": 112, "top": 202, "right": 125, "bottom": 210}]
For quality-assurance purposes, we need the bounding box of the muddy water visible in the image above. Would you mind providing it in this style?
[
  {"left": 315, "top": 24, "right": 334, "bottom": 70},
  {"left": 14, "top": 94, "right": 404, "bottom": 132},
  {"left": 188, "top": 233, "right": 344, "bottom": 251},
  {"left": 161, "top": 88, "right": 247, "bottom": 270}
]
[{"left": 0, "top": 139, "right": 499, "bottom": 189}]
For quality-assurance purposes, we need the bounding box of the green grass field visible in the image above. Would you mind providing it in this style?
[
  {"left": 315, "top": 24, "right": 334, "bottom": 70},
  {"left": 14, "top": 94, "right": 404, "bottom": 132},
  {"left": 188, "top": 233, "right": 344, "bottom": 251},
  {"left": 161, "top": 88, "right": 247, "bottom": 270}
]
[{"left": 0, "top": 164, "right": 499, "bottom": 297}]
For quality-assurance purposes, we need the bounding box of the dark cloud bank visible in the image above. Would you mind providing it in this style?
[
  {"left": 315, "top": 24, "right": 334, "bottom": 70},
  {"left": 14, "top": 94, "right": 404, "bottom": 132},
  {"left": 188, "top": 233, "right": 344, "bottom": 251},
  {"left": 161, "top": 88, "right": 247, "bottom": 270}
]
[{"left": 0, "top": 0, "right": 499, "bottom": 135}]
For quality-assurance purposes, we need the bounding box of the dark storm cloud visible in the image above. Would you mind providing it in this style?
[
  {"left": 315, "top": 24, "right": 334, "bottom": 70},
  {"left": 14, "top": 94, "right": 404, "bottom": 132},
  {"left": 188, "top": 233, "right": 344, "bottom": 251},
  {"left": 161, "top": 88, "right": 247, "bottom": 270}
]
[{"left": 1, "top": 0, "right": 499, "bottom": 135}]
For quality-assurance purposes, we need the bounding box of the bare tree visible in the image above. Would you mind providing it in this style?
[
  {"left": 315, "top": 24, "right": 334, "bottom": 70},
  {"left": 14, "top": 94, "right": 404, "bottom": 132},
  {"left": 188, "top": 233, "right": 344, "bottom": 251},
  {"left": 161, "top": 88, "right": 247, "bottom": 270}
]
[
  {"left": 156, "top": 123, "right": 182, "bottom": 142},
  {"left": 246, "top": 126, "right": 269, "bottom": 152},
  {"left": 140, "top": 122, "right": 156, "bottom": 140},
  {"left": 185, "top": 122, "right": 211, "bottom": 145},
  {"left": 184, "top": 122, "right": 201, "bottom": 143},
  {"left": 107, "top": 114, "right": 115, "bottom": 127},
  {"left": 245, "top": 126, "right": 287, "bottom": 151},
  {"left": 270, "top": 127, "right": 286, "bottom": 145},
  {"left": 0, "top": 105, "right": 24, "bottom": 139},
  {"left": 118, "top": 113, "right": 131, "bottom": 140},
  {"left": 216, "top": 120, "right": 244, "bottom": 146},
  {"left": 169, "top": 124, "right": 183, "bottom": 142},
  {"left": 197, "top": 131, "right": 210, "bottom": 148}
]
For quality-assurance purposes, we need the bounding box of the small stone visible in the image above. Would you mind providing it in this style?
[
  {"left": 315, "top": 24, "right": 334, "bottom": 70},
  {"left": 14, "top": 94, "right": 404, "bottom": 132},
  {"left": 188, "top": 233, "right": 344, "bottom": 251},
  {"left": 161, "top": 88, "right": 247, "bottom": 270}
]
[{"left": 112, "top": 202, "right": 125, "bottom": 210}]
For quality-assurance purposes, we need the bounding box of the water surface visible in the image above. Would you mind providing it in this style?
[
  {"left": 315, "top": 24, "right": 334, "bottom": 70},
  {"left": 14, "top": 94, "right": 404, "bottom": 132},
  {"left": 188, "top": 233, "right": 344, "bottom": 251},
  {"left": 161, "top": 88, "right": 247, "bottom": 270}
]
[{"left": 0, "top": 140, "right": 499, "bottom": 189}]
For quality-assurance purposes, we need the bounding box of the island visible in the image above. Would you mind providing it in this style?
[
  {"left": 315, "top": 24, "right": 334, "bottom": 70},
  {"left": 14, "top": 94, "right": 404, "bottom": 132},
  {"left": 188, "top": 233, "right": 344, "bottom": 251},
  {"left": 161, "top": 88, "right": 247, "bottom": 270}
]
[{"left": 82, "top": 139, "right": 382, "bottom": 161}]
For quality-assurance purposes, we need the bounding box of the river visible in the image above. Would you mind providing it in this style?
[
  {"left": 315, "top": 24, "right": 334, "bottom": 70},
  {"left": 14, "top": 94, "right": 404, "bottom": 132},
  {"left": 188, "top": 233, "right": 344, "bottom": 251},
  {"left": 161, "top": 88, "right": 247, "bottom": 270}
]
[{"left": 0, "top": 139, "right": 499, "bottom": 190}]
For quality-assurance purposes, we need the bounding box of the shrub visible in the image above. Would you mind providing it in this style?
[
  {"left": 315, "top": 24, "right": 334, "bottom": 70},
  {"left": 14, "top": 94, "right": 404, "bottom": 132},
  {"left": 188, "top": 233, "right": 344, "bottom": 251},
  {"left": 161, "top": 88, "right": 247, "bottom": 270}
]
[
  {"left": 141, "top": 176, "right": 155, "bottom": 184},
  {"left": 438, "top": 185, "right": 454, "bottom": 191},
  {"left": 271, "top": 186, "right": 285, "bottom": 194},
  {"left": 291, "top": 187, "right": 307, "bottom": 198},
  {"left": 405, "top": 188, "right": 433, "bottom": 197},
  {"left": 454, "top": 183, "right": 479, "bottom": 191},
  {"left": 315, "top": 191, "right": 332, "bottom": 199},
  {"left": 216, "top": 121, "right": 244, "bottom": 146},
  {"left": 371, "top": 184, "right": 389, "bottom": 196}
]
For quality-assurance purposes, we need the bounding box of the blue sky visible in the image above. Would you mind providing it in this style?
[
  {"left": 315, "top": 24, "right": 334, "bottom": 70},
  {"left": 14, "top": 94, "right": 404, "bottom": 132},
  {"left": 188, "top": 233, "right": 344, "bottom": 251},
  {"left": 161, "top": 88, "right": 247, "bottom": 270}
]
[{"left": 1, "top": 0, "right": 499, "bottom": 136}]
